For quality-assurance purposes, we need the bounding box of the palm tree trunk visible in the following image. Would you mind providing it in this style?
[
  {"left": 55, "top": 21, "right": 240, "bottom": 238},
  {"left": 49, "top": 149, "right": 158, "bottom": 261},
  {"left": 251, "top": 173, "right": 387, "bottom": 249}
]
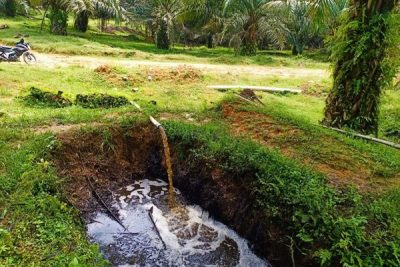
[
  {"left": 49, "top": 8, "right": 68, "bottom": 35},
  {"left": 292, "top": 45, "right": 299, "bottom": 56},
  {"left": 156, "top": 19, "right": 170, "bottom": 50},
  {"left": 99, "top": 18, "right": 106, "bottom": 32},
  {"left": 4, "top": 0, "right": 16, "bottom": 17},
  {"left": 40, "top": 6, "right": 49, "bottom": 31},
  {"left": 74, "top": 11, "right": 89, "bottom": 32},
  {"left": 207, "top": 33, "right": 214, "bottom": 49},
  {"left": 240, "top": 22, "right": 257, "bottom": 56},
  {"left": 322, "top": 0, "right": 398, "bottom": 134}
]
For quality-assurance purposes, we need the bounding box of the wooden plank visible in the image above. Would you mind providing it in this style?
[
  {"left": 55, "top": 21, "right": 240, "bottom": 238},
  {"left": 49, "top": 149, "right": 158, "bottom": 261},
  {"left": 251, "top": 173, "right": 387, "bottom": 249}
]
[
  {"left": 208, "top": 85, "right": 302, "bottom": 94},
  {"left": 323, "top": 126, "right": 400, "bottom": 150}
]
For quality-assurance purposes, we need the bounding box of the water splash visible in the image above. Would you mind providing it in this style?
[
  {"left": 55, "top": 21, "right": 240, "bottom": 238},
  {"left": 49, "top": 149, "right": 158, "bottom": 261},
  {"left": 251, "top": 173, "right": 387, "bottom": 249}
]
[{"left": 87, "top": 179, "right": 271, "bottom": 267}]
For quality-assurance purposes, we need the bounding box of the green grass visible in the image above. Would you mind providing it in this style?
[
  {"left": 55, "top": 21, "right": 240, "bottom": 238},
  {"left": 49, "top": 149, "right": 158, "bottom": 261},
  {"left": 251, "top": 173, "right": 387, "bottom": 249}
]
[
  {"left": 0, "top": 16, "right": 399, "bottom": 266},
  {"left": 0, "top": 132, "right": 107, "bottom": 266},
  {"left": 0, "top": 15, "right": 328, "bottom": 68},
  {"left": 233, "top": 97, "right": 400, "bottom": 181},
  {"left": 165, "top": 120, "right": 400, "bottom": 266}
]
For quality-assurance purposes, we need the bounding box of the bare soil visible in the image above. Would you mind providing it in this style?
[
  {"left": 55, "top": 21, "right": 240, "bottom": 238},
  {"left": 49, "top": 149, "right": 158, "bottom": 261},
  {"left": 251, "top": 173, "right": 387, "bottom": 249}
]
[
  {"left": 221, "top": 102, "right": 400, "bottom": 192},
  {"left": 31, "top": 53, "right": 329, "bottom": 78}
]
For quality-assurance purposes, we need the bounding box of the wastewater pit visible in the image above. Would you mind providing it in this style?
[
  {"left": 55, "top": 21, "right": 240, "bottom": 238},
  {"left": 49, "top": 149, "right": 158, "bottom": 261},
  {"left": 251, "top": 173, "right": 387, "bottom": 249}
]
[{"left": 54, "top": 124, "right": 304, "bottom": 267}]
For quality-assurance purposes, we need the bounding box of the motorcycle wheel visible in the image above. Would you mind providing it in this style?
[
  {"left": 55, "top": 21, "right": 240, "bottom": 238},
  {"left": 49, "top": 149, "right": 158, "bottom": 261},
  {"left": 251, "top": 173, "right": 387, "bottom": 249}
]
[{"left": 23, "top": 52, "right": 37, "bottom": 65}]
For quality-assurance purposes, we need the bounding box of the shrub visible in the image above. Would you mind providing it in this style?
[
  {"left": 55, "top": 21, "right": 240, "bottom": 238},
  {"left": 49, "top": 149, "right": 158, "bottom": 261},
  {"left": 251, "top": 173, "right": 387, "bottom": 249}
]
[
  {"left": 75, "top": 93, "right": 130, "bottom": 108},
  {"left": 23, "top": 87, "right": 72, "bottom": 108}
]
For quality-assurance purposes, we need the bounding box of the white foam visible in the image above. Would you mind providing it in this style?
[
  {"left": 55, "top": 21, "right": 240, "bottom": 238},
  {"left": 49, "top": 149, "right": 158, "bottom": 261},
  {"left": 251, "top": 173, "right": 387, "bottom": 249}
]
[
  {"left": 87, "top": 213, "right": 124, "bottom": 245},
  {"left": 87, "top": 179, "right": 270, "bottom": 266}
]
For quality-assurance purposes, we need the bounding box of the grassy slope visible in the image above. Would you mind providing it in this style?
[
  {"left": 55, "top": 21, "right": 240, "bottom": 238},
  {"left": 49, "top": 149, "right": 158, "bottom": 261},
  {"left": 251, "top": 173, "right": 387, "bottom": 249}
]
[
  {"left": 166, "top": 121, "right": 400, "bottom": 266},
  {"left": 0, "top": 15, "right": 399, "bottom": 266}
]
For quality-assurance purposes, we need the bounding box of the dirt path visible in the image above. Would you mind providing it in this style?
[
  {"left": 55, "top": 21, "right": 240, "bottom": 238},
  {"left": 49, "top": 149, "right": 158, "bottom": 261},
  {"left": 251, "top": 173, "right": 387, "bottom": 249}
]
[{"left": 33, "top": 53, "right": 329, "bottom": 78}]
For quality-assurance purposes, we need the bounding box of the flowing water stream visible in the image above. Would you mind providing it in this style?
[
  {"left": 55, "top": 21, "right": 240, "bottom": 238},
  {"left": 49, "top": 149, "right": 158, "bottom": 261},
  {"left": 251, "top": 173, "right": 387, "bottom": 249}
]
[
  {"left": 87, "top": 179, "right": 271, "bottom": 267},
  {"left": 158, "top": 126, "right": 176, "bottom": 208}
]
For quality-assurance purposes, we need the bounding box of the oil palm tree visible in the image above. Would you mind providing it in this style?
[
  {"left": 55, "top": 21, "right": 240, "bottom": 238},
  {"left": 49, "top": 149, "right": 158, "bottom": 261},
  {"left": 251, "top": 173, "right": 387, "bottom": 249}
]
[
  {"left": 319, "top": 0, "right": 399, "bottom": 134},
  {"left": 129, "top": 0, "right": 183, "bottom": 49},
  {"left": 184, "top": 0, "right": 225, "bottom": 48},
  {"left": 70, "top": 0, "right": 126, "bottom": 32},
  {"left": 41, "top": 0, "right": 70, "bottom": 35},
  {"left": 151, "top": 0, "right": 183, "bottom": 49},
  {"left": 70, "top": 0, "right": 93, "bottom": 32},
  {"left": 267, "top": 0, "right": 318, "bottom": 55},
  {"left": 0, "top": 0, "right": 29, "bottom": 16},
  {"left": 94, "top": 0, "right": 126, "bottom": 31},
  {"left": 224, "top": 0, "right": 272, "bottom": 56}
]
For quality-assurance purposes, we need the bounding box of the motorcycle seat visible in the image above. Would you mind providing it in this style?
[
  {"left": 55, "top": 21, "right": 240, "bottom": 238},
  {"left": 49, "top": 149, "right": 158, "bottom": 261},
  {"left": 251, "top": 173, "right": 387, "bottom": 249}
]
[{"left": 0, "top": 46, "right": 12, "bottom": 52}]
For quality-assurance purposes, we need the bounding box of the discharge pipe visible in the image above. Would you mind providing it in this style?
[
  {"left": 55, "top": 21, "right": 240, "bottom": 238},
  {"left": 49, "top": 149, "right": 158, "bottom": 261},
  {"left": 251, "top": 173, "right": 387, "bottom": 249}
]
[
  {"left": 149, "top": 116, "right": 162, "bottom": 129},
  {"left": 132, "top": 102, "right": 142, "bottom": 111},
  {"left": 131, "top": 101, "right": 163, "bottom": 129},
  {"left": 131, "top": 101, "right": 175, "bottom": 207}
]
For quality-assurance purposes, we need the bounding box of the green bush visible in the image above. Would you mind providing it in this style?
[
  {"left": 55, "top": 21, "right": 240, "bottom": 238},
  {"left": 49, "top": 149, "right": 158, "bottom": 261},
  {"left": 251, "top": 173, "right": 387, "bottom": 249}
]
[
  {"left": 23, "top": 87, "right": 72, "bottom": 108},
  {"left": 75, "top": 93, "right": 130, "bottom": 109},
  {"left": 0, "top": 134, "right": 107, "bottom": 266}
]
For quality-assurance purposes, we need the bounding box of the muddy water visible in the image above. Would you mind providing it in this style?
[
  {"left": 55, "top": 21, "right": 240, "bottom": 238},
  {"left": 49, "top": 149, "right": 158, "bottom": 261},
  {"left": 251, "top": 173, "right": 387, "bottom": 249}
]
[
  {"left": 87, "top": 179, "right": 271, "bottom": 267},
  {"left": 158, "top": 127, "right": 175, "bottom": 207}
]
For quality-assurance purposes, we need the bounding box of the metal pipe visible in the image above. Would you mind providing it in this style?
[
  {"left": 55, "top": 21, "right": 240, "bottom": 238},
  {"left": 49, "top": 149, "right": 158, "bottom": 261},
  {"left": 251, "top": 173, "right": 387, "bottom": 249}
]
[
  {"left": 131, "top": 101, "right": 142, "bottom": 111},
  {"left": 131, "top": 101, "right": 163, "bottom": 129},
  {"left": 149, "top": 116, "right": 162, "bottom": 129}
]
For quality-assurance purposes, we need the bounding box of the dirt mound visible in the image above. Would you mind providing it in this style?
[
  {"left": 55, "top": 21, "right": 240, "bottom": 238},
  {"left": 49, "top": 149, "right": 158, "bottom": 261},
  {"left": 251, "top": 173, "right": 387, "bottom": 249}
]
[
  {"left": 94, "top": 64, "right": 202, "bottom": 86},
  {"left": 145, "top": 65, "right": 203, "bottom": 83},
  {"left": 95, "top": 65, "right": 143, "bottom": 86},
  {"left": 95, "top": 65, "right": 114, "bottom": 74}
]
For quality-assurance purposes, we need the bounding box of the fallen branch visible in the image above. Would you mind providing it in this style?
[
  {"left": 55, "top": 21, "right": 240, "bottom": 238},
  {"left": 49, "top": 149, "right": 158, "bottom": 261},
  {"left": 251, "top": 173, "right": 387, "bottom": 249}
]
[
  {"left": 208, "top": 85, "right": 301, "bottom": 94},
  {"left": 234, "top": 93, "right": 259, "bottom": 105},
  {"left": 87, "top": 177, "right": 136, "bottom": 234},
  {"left": 148, "top": 206, "right": 167, "bottom": 249},
  {"left": 323, "top": 126, "right": 400, "bottom": 150}
]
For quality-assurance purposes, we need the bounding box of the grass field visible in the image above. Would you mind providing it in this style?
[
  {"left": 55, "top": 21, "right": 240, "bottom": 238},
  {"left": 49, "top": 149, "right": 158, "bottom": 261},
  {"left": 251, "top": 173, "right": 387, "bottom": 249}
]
[
  {"left": 1, "top": 15, "right": 400, "bottom": 266},
  {"left": 0, "top": 16, "right": 329, "bottom": 68}
]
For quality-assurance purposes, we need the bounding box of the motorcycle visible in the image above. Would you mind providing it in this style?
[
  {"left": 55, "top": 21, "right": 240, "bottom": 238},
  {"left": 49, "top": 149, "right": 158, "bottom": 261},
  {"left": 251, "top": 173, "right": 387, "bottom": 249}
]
[{"left": 0, "top": 39, "right": 37, "bottom": 64}]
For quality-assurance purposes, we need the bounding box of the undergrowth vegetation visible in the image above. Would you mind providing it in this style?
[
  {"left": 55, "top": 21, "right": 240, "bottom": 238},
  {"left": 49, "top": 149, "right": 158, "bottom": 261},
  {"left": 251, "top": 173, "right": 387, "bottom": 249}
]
[
  {"left": 0, "top": 133, "right": 107, "bottom": 266},
  {"left": 0, "top": 13, "right": 399, "bottom": 266},
  {"left": 165, "top": 121, "right": 400, "bottom": 266},
  {"left": 22, "top": 87, "right": 72, "bottom": 108},
  {"left": 75, "top": 93, "right": 130, "bottom": 109}
]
